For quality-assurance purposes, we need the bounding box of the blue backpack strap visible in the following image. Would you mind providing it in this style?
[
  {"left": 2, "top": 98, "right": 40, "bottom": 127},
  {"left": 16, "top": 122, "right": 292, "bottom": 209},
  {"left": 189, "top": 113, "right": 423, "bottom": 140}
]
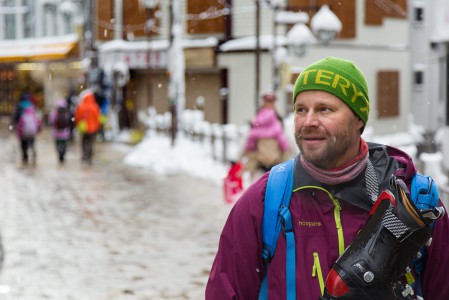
[
  {"left": 259, "top": 159, "right": 295, "bottom": 300},
  {"left": 410, "top": 173, "right": 439, "bottom": 297}
]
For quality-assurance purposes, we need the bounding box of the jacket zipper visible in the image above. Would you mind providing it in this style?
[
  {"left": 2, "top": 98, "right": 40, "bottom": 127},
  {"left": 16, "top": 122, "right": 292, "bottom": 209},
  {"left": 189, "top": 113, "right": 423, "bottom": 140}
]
[
  {"left": 329, "top": 195, "right": 344, "bottom": 255},
  {"left": 312, "top": 252, "right": 325, "bottom": 296},
  {"left": 295, "top": 186, "right": 345, "bottom": 255}
]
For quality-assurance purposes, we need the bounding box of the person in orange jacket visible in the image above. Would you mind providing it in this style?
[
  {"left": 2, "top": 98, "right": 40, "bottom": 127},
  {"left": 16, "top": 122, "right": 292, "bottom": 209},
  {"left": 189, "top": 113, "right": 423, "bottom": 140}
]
[{"left": 74, "top": 90, "right": 101, "bottom": 164}]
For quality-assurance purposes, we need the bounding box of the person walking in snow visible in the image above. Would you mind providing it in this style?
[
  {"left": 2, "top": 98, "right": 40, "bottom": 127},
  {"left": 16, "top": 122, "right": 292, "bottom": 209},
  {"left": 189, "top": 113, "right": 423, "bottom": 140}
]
[
  {"left": 74, "top": 90, "right": 101, "bottom": 164},
  {"left": 11, "top": 93, "right": 42, "bottom": 164},
  {"left": 48, "top": 99, "right": 72, "bottom": 163},
  {"left": 241, "top": 91, "right": 291, "bottom": 178}
]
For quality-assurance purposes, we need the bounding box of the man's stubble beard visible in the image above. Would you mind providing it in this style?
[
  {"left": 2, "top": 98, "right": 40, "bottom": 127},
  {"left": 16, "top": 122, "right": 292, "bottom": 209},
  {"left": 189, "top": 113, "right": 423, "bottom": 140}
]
[{"left": 295, "top": 127, "right": 357, "bottom": 169}]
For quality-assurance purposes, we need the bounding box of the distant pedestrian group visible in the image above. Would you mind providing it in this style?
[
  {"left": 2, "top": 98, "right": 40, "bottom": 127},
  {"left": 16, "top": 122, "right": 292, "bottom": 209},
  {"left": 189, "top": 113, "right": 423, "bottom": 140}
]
[{"left": 11, "top": 89, "right": 104, "bottom": 166}]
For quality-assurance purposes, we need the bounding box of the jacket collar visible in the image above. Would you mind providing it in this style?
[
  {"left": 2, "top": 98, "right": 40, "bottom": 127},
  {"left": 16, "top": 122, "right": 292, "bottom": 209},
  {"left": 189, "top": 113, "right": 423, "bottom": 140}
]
[{"left": 293, "top": 142, "right": 407, "bottom": 211}]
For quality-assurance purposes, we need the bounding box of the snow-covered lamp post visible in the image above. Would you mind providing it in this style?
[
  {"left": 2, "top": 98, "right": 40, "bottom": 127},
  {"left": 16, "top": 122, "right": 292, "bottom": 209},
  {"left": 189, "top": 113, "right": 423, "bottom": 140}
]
[
  {"left": 270, "top": 4, "right": 341, "bottom": 96},
  {"left": 285, "top": 4, "right": 341, "bottom": 55},
  {"left": 286, "top": 21, "right": 316, "bottom": 57},
  {"left": 310, "top": 4, "right": 342, "bottom": 45}
]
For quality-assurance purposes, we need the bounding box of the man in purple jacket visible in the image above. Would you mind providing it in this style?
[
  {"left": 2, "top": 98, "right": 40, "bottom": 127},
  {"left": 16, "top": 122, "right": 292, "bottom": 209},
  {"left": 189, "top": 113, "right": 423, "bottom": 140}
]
[{"left": 206, "top": 57, "right": 449, "bottom": 299}]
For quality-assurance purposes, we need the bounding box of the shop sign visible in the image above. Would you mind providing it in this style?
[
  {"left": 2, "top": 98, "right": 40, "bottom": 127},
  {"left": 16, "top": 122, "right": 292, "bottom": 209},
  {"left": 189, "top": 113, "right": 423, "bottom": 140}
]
[{"left": 101, "top": 50, "right": 167, "bottom": 69}]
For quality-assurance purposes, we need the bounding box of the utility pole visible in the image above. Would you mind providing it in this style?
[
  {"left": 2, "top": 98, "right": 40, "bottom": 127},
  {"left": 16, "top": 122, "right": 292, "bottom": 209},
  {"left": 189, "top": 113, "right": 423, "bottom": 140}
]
[
  {"left": 85, "top": 0, "right": 94, "bottom": 54},
  {"left": 255, "top": 0, "right": 261, "bottom": 113},
  {"left": 168, "top": 1, "right": 176, "bottom": 146},
  {"left": 272, "top": 4, "right": 280, "bottom": 93},
  {"left": 168, "top": 0, "right": 185, "bottom": 146}
]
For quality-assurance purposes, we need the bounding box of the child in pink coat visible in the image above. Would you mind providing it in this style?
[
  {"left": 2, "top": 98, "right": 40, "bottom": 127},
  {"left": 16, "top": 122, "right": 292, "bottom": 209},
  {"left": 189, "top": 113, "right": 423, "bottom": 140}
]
[{"left": 243, "top": 92, "right": 291, "bottom": 174}]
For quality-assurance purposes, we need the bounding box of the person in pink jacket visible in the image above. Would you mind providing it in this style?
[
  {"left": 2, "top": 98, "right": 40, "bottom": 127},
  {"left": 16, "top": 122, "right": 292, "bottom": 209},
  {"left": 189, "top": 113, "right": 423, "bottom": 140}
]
[{"left": 243, "top": 92, "right": 291, "bottom": 175}]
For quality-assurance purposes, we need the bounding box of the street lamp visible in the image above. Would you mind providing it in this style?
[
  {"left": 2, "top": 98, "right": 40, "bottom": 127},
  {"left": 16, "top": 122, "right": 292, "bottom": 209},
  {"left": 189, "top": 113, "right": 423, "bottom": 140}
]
[
  {"left": 286, "top": 22, "right": 316, "bottom": 57},
  {"left": 272, "top": 5, "right": 341, "bottom": 92},
  {"left": 310, "top": 4, "right": 342, "bottom": 45}
]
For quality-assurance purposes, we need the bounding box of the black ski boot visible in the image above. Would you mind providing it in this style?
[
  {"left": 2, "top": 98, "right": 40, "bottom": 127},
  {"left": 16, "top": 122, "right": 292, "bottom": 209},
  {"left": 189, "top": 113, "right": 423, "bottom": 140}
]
[{"left": 320, "top": 178, "right": 445, "bottom": 300}]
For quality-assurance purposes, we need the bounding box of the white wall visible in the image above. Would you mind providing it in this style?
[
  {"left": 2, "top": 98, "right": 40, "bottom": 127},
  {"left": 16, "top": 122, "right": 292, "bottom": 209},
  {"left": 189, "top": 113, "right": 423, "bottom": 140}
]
[
  {"left": 409, "top": 0, "right": 448, "bottom": 133},
  {"left": 218, "top": 51, "right": 274, "bottom": 126}
]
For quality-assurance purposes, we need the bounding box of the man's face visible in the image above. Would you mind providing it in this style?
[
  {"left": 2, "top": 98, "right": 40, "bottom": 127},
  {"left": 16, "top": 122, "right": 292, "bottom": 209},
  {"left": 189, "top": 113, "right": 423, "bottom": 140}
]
[{"left": 294, "top": 90, "right": 364, "bottom": 169}]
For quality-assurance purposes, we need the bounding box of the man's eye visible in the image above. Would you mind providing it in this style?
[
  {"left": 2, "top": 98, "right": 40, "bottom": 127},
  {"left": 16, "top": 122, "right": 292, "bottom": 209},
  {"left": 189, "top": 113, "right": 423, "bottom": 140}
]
[{"left": 320, "top": 107, "right": 332, "bottom": 112}]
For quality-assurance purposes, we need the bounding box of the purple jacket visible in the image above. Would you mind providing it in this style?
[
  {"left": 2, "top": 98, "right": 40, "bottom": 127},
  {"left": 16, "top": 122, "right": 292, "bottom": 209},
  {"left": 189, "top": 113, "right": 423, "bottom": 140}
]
[
  {"left": 206, "top": 143, "right": 449, "bottom": 299},
  {"left": 48, "top": 99, "right": 71, "bottom": 140},
  {"left": 245, "top": 108, "right": 290, "bottom": 152}
]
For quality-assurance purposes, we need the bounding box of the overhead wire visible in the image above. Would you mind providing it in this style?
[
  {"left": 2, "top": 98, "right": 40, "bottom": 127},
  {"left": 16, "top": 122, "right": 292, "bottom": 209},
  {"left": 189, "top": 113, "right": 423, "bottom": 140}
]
[{"left": 91, "top": 1, "right": 259, "bottom": 33}]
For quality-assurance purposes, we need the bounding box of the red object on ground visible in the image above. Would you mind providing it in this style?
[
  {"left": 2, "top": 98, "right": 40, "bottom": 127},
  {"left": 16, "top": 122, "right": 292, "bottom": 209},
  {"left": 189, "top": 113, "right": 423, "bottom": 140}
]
[{"left": 223, "top": 162, "right": 244, "bottom": 204}]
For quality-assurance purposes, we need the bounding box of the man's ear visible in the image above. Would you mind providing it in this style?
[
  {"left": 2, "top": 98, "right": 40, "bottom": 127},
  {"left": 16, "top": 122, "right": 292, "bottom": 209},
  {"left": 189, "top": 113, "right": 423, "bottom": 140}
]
[{"left": 357, "top": 118, "right": 364, "bottom": 131}]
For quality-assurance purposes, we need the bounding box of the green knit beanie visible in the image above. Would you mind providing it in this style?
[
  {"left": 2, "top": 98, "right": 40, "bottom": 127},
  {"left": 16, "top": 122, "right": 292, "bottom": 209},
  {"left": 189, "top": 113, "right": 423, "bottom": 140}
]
[{"left": 292, "top": 56, "right": 370, "bottom": 125}]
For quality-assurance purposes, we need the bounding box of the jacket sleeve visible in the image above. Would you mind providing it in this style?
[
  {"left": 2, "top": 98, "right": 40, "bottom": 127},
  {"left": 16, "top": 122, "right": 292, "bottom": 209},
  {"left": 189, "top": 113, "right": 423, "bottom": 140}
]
[
  {"left": 421, "top": 200, "right": 449, "bottom": 299},
  {"left": 205, "top": 174, "right": 267, "bottom": 300}
]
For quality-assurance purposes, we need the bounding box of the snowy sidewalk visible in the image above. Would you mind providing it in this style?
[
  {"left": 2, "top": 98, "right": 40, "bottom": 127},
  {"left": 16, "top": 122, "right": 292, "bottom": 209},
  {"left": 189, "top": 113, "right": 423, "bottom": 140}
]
[{"left": 0, "top": 126, "right": 232, "bottom": 299}]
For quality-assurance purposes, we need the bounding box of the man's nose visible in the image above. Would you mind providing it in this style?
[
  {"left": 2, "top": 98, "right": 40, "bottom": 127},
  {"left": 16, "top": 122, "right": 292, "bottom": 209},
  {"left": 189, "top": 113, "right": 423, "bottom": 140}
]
[{"left": 303, "top": 111, "right": 319, "bottom": 127}]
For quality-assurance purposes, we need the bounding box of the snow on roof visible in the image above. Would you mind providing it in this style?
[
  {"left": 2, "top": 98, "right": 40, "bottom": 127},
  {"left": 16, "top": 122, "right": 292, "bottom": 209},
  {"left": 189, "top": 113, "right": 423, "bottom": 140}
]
[
  {"left": 98, "top": 37, "right": 218, "bottom": 53},
  {"left": 219, "top": 35, "right": 286, "bottom": 52},
  {"left": 0, "top": 33, "right": 77, "bottom": 47},
  {"left": 275, "top": 11, "right": 309, "bottom": 24},
  {"left": 431, "top": 32, "right": 449, "bottom": 43},
  {"left": 0, "top": 34, "right": 78, "bottom": 60}
]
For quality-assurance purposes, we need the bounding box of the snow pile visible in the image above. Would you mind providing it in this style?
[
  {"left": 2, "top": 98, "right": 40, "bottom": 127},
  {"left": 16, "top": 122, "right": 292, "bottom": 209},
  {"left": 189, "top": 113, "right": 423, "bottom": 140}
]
[{"left": 123, "top": 132, "right": 228, "bottom": 185}]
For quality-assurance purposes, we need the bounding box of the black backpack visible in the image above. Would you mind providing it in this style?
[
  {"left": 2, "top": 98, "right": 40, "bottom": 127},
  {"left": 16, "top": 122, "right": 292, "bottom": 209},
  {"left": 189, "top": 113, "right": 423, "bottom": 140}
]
[{"left": 54, "top": 106, "right": 70, "bottom": 129}]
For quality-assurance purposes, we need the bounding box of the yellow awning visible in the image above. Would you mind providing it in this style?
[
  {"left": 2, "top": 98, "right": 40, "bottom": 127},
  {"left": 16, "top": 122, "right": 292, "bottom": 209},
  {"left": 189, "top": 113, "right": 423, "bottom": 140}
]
[{"left": 0, "top": 34, "right": 78, "bottom": 63}]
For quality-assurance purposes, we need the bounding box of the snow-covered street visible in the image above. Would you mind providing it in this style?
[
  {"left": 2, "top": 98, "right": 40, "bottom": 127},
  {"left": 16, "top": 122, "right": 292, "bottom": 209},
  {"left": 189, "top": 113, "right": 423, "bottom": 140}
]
[{"left": 0, "top": 121, "right": 231, "bottom": 300}]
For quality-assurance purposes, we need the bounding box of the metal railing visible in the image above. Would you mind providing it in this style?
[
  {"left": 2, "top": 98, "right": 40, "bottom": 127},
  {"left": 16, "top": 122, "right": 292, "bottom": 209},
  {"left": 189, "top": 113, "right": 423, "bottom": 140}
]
[{"left": 146, "top": 110, "right": 248, "bottom": 164}]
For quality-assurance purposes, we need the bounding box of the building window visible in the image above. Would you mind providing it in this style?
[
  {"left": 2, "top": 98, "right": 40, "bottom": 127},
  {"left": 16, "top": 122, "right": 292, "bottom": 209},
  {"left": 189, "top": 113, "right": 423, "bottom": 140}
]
[
  {"left": 4, "top": 14, "right": 15, "bottom": 39},
  {"left": 24, "top": 0, "right": 35, "bottom": 38},
  {"left": 377, "top": 71, "right": 400, "bottom": 118},
  {"left": 414, "top": 70, "right": 424, "bottom": 90},
  {"left": 62, "top": 14, "right": 73, "bottom": 35},
  {"left": 3, "top": 0, "right": 16, "bottom": 39},
  {"left": 414, "top": 6, "right": 424, "bottom": 25},
  {"left": 43, "top": 2, "right": 57, "bottom": 36}
]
